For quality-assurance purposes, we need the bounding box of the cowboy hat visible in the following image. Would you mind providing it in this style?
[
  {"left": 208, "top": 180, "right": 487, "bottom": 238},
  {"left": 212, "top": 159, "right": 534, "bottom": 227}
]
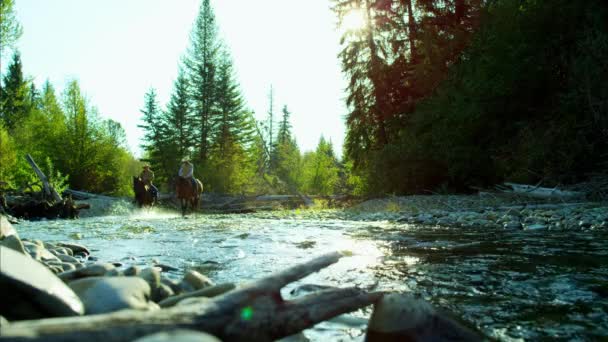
[{"left": 142, "top": 164, "right": 151, "bottom": 169}]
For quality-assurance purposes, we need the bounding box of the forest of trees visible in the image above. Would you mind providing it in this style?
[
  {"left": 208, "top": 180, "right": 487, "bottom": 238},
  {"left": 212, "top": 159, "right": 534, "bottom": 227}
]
[
  {"left": 2, "top": 0, "right": 606, "bottom": 198},
  {"left": 0, "top": 0, "right": 345, "bottom": 197},
  {"left": 333, "top": 0, "right": 608, "bottom": 194},
  {"left": 137, "top": 0, "right": 344, "bottom": 196}
]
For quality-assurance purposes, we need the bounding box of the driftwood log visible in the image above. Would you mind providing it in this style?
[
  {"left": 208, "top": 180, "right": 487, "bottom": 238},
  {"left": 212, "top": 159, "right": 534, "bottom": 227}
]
[
  {"left": 24, "top": 154, "right": 62, "bottom": 203},
  {"left": 4, "top": 155, "right": 90, "bottom": 219},
  {"left": 499, "top": 182, "right": 585, "bottom": 200},
  {"left": 7, "top": 197, "right": 89, "bottom": 220},
  {"left": 0, "top": 252, "right": 383, "bottom": 342}
]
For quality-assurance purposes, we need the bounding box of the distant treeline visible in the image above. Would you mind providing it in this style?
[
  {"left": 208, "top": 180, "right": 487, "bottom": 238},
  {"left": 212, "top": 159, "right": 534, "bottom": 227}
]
[
  {"left": 333, "top": 0, "right": 608, "bottom": 194},
  {"left": 0, "top": 53, "right": 140, "bottom": 196},
  {"left": 0, "top": 0, "right": 349, "bottom": 197},
  {"left": 137, "top": 0, "right": 355, "bottom": 196}
]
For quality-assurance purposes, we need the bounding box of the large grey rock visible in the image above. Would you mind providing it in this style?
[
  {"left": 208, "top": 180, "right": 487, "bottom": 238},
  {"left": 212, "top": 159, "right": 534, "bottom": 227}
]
[
  {"left": 23, "top": 243, "right": 61, "bottom": 262},
  {"left": 68, "top": 276, "right": 156, "bottom": 314},
  {"left": 181, "top": 270, "right": 214, "bottom": 292},
  {"left": 0, "top": 234, "right": 27, "bottom": 255},
  {"left": 0, "top": 245, "right": 84, "bottom": 320},
  {"left": 365, "top": 293, "right": 481, "bottom": 342},
  {"left": 0, "top": 215, "right": 18, "bottom": 239},
  {"left": 131, "top": 329, "right": 222, "bottom": 342},
  {"left": 58, "top": 263, "right": 116, "bottom": 282},
  {"left": 56, "top": 253, "right": 80, "bottom": 264},
  {"left": 57, "top": 242, "right": 90, "bottom": 256},
  {"left": 139, "top": 267, "right": 164, "bottom": 302}
]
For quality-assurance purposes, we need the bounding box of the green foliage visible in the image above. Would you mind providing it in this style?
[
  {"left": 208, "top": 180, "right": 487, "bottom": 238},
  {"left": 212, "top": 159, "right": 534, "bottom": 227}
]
[
  {"left": 185, "top": 0, "right": 221, "bottom": 164},
  {"left": 0, "top": 0, "right": 22, "bottom": 56},
  {"left": 42, "top": 156, "right": 69, "bottom": 195},
  {"left": 335, "top": 0, "right": 608, "bottom": 194},
  {"left": 0, "top": 123, "right": 17, "bottom": 187},
  {"left": 1, "top": 52, "right": 30, "bottom": 130},
  {"left": 300, "top": 137, "right": 340, "bottom": 195}
]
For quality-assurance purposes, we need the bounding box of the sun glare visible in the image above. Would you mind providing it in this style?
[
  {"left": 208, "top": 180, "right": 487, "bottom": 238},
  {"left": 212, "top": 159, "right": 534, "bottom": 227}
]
[{"left": 341, "top": 8, "right": 366, "bottom": 32}]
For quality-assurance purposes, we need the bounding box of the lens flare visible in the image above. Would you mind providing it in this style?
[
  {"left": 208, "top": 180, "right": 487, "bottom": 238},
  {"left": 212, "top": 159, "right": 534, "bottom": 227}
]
[
  {"left": 342, "top": 8, "right": 366, "bottom": 32},
  {"left": 241, "top": 306, "right": 253, "bottom": 321}
]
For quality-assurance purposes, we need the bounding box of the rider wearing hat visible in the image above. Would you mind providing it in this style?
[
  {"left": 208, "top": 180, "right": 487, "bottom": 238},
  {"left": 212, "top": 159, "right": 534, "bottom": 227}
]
[
  {"left": 140, "top": 164, "right": 158, "bottom": 198},
  {"left": 178, "top": 159, "right": 196, "bottom": 189}
]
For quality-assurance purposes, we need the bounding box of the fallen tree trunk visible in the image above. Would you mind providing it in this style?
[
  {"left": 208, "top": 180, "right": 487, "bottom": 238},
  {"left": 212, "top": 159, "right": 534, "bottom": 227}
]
[
  {"left": 500, "top": 182, "right": 585, "bottom": 200},
  {"left": 0, "top": 252, "right": 383, "bottom": 342},
  {"left": 63, "top": 189, "right": 117, "bottom": 201},
  {"left": 8, "top": 197, "right": 89, "bottom": 220},
  {"left": 25, "top": 154, "right": 62, "bottom": 203}
]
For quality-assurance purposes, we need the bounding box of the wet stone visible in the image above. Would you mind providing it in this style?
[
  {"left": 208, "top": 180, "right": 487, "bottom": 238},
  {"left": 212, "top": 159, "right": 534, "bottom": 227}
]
[
  {"left": 0, "top": 215, "right": 18, "bottom": 239},
  {"left": 68, "top": 276, "right": 156, "bottom": 314},
  {"left": 56, "top": 253, "right": 80, "bottom": 264},
  {"left": 0, "top": 235, "right": 27, "bottom": 255},
  {"left": 123, "top": 265, "right": 141, "bottom": 276},
  {"left": 58, "top": 263, "right": 116, "bottom": 282},
  {"left": 525, "top": 223, "right": 547, "bottom": 230},
  {"left": 131, "top": 329, "right": 222, "bottom": 342},
  {"left": 0, "top": 245, "right": 84, "bottom": 320},
  {"left": 504, "top": 221, "right": 523, "bottom": 230},
  {"left": 57, "top": 242, "right": 90, "bottom": 256},
  {"left": 182, "top": 270, "right": 214, "bottom": 292},
  {"left": 366, "top": 293, "right": 481, "bottom": 342}
]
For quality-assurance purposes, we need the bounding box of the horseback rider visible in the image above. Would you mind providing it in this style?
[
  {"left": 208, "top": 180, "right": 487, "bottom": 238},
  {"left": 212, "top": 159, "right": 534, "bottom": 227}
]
[
  {"left": 178, "top": 159, "right": 196, "bottom": 189},
  {"left": 140, "top": 164, "right": 158, "bottom": 198}
]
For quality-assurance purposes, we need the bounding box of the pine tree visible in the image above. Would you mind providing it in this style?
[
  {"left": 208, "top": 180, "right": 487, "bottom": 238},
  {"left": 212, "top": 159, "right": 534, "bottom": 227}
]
[
  {"left": 277, "top": 105, "right": 292, "bottom": 145},
  {"left": 301, "top": 137, "right": 340, "bottom": 195},
  {"left": 270, "top": 105, "right": 301, "bottom": 191},
  {"left": 61, "top": 80, "right": 92, "bottom": 189},
  {"left": 214, "top": 53, "right": 247, "bottom": 156},
  {"left": 138, "top": 88, "right": 171, "bottom": 183},
  {"left": 0, "top": 52, "right": 30, "bottom": 130},
  {"left": 206, "top": 53, "right": 260, "bottom": 193},
  {"left": 165, "top": 69, "right": 195, "bottom": 164},
  {"left": 185, "top": 0, "right": 222, "bottom": 165}
]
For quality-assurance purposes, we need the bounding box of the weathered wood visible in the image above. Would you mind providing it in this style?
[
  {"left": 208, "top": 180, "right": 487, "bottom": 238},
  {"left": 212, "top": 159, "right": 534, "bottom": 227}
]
[
  {"left": 7, "top": 197, "right": 88, "bottom": 220},
  {"left": 24, "top": 155, "right": 62, "bottom": 203},
  {"left": 0, "top": 252, "right": 384, "bottom": 342},
  {"left": 63, "top": 189, "right": 116, "bottom": 201},
  {"left": 501, "top": 182, "right": 585, "bottom": 200}
]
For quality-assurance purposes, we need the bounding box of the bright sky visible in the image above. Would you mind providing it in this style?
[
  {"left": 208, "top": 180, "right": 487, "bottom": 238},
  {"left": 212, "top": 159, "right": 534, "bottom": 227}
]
[{"left": 8, "top": 0, "right": 349, "bottom": 157}]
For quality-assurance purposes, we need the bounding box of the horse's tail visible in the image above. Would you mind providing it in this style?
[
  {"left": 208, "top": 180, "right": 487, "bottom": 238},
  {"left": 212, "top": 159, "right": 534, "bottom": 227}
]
[{"left": 196, "top": 179, "right": 204, "bottom": 195}]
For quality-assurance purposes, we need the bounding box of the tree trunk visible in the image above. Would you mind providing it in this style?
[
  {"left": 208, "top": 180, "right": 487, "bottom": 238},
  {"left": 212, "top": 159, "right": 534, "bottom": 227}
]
[{"left": 25, "top": 154, "right": 62, "bottom": 203}]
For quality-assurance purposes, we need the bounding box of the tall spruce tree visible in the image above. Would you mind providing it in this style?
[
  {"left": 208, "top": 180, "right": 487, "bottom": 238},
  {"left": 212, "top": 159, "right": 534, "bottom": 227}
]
[
  {"left": 272, "top": 105, "right": 301, "bottom": 192},
  {"left": 214, "top": 53, "right": 247, "bottom": 156},
  {"left": 165, "top": 69, "right": 195, "bottom": 165},
  {"left": 0, "top": 52, "right": 30, "bottom": 130},
  {"left": 185, "top": 0, "right": 221, "bottom": 165},
  {"left": 138, "top": 88, "right": 171, "bottom": 184}
]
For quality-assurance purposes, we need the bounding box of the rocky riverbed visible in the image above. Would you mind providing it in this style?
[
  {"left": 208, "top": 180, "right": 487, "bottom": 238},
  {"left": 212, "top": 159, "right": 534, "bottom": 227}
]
[
  {"left": 0, "top": 213, "right": 478, "bottom": 342},
  {"left": 1, "top": 194, "right": 607, "bottom": 341}
]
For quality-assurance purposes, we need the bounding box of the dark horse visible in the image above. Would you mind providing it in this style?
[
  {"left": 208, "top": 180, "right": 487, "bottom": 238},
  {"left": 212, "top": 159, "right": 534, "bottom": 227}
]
[
  {"left": 133, "top": 176, "right": 157, "bottom": 208},
  {"left": 176, "top": 177, "right": 203, "bottom": 216}
]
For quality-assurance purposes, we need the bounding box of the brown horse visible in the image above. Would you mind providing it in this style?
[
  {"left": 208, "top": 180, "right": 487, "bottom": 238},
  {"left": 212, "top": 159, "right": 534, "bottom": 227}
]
[
  {"left": 175, "top": 177, "right": 203, "bottom": 216},
  {"left": 133, "top": 176, "right": 156, "bottom": 208}
]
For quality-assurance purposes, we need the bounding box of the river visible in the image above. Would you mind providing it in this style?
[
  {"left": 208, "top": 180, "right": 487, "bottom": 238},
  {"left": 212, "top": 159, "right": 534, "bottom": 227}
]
[{"left": 17, "top": 208, "right": 608, "bottom": 341}]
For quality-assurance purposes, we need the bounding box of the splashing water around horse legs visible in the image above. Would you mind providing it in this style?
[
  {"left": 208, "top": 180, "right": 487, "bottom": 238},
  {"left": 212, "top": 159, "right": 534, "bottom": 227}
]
[
  {"left": 175, "top": 177, "right": 203, "bottom": 216},
  {"left": 133, "top": 176, "right": 156, "bottom": 208}
]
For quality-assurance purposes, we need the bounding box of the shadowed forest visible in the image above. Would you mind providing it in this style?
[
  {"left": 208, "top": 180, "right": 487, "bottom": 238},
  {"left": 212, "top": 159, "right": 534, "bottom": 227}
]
[{"left": 1, "top": 0, "right": 606, "bottom": 198}]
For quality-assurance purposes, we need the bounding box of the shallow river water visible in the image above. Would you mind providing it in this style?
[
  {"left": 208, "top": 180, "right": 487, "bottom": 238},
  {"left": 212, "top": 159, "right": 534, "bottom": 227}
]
[{"left": 17, "top": 209, "right": 608, "bottom": 341}]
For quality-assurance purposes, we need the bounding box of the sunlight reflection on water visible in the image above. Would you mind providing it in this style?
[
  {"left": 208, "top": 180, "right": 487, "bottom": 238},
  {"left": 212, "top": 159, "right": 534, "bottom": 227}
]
[{"left": 15, "top": 211, "right": 608, "bottom": 341}]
